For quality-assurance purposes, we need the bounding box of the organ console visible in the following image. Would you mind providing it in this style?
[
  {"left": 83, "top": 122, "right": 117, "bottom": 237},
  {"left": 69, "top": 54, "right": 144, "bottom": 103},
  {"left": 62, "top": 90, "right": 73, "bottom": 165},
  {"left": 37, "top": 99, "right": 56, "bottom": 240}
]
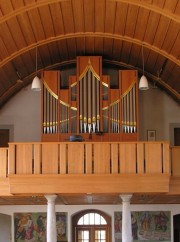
[{"left": 41, "top": 56, "right": 139, "bottom": 142}]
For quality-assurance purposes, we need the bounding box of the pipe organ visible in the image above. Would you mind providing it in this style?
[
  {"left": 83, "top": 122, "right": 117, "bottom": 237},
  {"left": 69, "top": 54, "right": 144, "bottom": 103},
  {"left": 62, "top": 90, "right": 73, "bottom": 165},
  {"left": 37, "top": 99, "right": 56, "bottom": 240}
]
[{"left": 41, "top": 56, "right": 139, "bottom": 141}]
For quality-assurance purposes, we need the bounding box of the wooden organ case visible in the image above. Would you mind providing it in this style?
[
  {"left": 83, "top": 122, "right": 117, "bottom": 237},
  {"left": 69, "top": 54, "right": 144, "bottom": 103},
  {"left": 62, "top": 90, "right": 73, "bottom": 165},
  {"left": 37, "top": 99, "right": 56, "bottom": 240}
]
[{"left": 41, "top": 56, "right": 139, "bottom": 142}]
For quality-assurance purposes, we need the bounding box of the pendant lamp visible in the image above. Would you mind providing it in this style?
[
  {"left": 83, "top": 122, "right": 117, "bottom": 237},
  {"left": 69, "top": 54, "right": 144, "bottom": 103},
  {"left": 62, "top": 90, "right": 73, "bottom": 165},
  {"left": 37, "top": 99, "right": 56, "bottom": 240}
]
[
  {"left": 139, "top": 44, "right": 149, "bottom": 90},
  {"left": 31, "top": 45, "right": 41, "bottom": 91}
]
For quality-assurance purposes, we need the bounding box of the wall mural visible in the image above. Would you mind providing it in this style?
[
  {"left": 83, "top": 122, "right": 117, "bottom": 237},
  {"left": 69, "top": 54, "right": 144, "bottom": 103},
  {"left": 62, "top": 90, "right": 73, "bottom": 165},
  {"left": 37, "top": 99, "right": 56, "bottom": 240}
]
[
  {"left": 114, "top": 211, "right": 171, "bottom": 242},
  {"left": 14, "top": 212, "right": 67, "bottom": 242}
]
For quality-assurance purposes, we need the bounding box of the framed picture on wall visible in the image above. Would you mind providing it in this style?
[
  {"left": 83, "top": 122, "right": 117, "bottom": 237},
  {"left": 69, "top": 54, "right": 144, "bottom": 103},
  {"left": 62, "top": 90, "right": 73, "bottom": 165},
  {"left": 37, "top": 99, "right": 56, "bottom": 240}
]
[{"left": 147, "top": 130, "right": 156, "bottom": 141}]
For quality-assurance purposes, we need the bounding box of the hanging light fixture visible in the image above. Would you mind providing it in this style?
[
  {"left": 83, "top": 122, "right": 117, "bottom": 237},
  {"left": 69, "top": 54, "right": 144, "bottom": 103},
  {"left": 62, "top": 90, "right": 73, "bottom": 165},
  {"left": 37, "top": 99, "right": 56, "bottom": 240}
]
[
  {"left": 31, "top": 45, "right": 41, "bottom": 91},
  {"left": 139, "top": 44, "right": 149, "bottom": 90}
]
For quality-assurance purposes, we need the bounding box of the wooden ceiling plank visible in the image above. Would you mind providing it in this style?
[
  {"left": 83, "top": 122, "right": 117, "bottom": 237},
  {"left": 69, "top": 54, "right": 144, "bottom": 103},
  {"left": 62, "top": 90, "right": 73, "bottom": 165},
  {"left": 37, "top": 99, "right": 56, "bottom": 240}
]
[
  {"left": 57, "top": 40, "right": 69, "bottom": 61},
  {"left": 0, "top": 35, "right": 9, "bottom": 60},
  {"left": 112, "top": 39, "right": 123, "bottom": 61},
  {"left": 6, "top": 17, "right": 27, "bottom": 49},
  {"left": 124, "top": 4, "right": 139, "bottom": 37},
  {"left": 60, "top": 0, "right": 75, "bottom": 34},
  {"left": 48, "top": 41, "right": 61, "bottom": 64},
  {"left": 0, "top": 22, "right": 17, "bottom": 54},
  {"left": 146, "top": 51, "right": 159, "bottom": 74},
  {"left": 174, "top": 0, "right": 180, "bottom": 15},
  {"left": 76, "top": 37, "right": 86, "bottom": 56},
  {"left": 72, "top": 0, "right": 84, "bottom": 32},
  {"left": 162, "top": 21, "right": 180, "bottom": 56},
  {"left": 134, "top": 8, "right": 151, "bottom": 41},
  {"left": 50, "top": 3, "right": 65, "bottom": 35},
  {"left": 10, "top": 0, "right": 25, "bottom": 9},
  {"left": 120, "top": 41, "right": 132, "bottom": 64},
  {"left": 128, "top": 43, "right": 141, "bottom": 68},
  {"left": 94, "top": 37, "right": 104, "bottom": 56},
  {"left": 164, "top": 0, "right": 179, "bottom": 13},
  {"left": 143, "top": 11, "right": 161, "bottom": 45},
  {"left": 83, "top": 0, "right": 94, "bottom": 32},
  {"left": 153, "top": 16, "right": 171, "bottom": 49},
  {"left": 152, "top": 0, "right": 166, "bottom": 9},
  {"left": 38, "top": 4, "right": 55, "bottom": 38},
  {"left": 85, "top": 37, "right": 95, "bottom": 55},
  {"left": 95, "top": 0, "right": 105, "bottom": 32},
  {"left": 0, "top": 0, "right": 14, "bottom": 15},
  {"left": 103, "top": 38, "right": 113, "bottom": 58},
  {"left": 17, "top": 12, "right": 36, "bottom": 45},
  {"left": 104, "top": 0, "right": 116, "bottom": 33},
  {"left": 27, "top": 8, "right": 45, "bottom": 42},
  {"left": 67, "top": 38, "right": 77, "bottom": 60},
  {"left": 114, "top": 2, "right": 128, "bottom": 35}
]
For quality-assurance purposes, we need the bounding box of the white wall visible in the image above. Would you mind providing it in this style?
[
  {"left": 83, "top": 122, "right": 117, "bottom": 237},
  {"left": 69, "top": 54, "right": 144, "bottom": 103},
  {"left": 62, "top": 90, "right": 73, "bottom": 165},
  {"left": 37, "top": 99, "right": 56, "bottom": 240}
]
[
  {"left": 0, "top": 213, "right": 11, "bottom": 242},
  {"left": 0, "top": 85, "right": 41, "bottom": 142},
  {"left": 0, "top": 204, "right": 179, "bottom": 242}
]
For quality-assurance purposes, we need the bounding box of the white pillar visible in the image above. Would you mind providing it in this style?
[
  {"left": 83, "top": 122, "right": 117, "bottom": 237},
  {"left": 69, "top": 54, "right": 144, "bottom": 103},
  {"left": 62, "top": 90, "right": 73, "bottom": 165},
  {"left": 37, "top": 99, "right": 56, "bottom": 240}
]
[
  {"left": 120, "top": 194, "right": 133, "bottom": 242},
  {"left": 45, "top": 194, "right": 57, "bottom": 242}
]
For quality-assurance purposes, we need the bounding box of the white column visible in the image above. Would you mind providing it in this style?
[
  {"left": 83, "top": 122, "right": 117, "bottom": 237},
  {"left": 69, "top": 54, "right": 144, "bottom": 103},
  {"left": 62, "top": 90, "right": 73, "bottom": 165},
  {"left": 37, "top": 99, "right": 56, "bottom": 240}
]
[
  {"left": 45, "top": 194, "right": 57, "bottom": 242},
  {"left": 120, "top": 194, "right": 133, "bottom": 242}
]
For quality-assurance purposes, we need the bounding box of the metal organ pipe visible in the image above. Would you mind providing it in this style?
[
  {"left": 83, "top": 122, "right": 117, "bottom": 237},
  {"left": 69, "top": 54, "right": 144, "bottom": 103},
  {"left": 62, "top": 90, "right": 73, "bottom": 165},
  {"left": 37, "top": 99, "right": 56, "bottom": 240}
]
[
  {"left": 92, "top": 75, "right": 96, "bottom": 133},
  {"left": 88, "top": 70, "right": 91, "bottom": 133},
  {"left": 83, "top": 76, "right": 87, "bottom": 133},
  {"left": 96, "top": 78, "right": 100, "bottom": 132},
  {"left": 79, "top": 79, "right": 83, "bottom": 133}
]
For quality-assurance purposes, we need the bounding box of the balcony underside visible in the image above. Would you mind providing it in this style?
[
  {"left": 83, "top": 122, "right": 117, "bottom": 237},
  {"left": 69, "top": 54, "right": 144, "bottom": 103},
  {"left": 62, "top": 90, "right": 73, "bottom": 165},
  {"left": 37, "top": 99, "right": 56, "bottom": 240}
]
[{"left": 1, "top": 175, "right": 180, "bottom": 205}]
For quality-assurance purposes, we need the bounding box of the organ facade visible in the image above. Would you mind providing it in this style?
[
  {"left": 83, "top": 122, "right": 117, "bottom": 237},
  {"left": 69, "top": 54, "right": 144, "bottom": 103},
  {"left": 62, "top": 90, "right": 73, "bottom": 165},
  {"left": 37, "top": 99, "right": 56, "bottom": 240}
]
[{"left": 41, "top": 56, "right": 139, "bottom": 142}]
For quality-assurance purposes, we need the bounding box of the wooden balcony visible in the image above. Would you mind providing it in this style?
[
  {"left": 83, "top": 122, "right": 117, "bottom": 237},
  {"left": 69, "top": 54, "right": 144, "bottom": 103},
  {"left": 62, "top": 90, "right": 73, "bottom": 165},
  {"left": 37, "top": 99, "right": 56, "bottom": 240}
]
[{"left": 0, "top": 141, "right": 175, "bottom": 197}]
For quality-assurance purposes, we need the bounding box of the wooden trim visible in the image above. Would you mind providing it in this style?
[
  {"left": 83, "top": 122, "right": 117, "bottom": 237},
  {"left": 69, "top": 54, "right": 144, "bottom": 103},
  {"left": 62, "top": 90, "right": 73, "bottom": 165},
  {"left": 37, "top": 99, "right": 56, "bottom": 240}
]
[{"left": 9, "top": 174, "right": 170, "bottom": 194}]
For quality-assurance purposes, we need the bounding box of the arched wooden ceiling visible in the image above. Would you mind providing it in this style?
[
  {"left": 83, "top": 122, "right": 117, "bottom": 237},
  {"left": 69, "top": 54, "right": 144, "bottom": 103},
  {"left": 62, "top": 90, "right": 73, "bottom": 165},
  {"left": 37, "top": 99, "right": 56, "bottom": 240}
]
[{"left": 0, "top": 0, "right": 179, "bottom": 108}]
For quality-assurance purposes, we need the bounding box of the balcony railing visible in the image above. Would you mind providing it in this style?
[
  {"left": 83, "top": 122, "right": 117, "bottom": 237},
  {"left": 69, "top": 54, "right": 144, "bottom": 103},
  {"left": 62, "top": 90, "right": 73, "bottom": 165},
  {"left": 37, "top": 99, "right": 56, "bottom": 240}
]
[
  {"left": 2, "top": 142, "right": 180, "bottom": 195},
  {"left": 0, "top": 141, "right": 172, "bottom": 177}
]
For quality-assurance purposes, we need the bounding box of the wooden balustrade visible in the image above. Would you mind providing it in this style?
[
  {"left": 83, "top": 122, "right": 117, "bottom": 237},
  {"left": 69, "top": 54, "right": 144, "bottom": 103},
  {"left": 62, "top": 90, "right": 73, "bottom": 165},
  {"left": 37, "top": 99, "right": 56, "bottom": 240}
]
[
  {"left": 4, "top": 142, "right": 170, "bottom": 176},
  {"left": 1, "top": 142, "right": 179, "bottom": 195},
  {"left": 0, "top": 148, "right": 8, "bottom": 178},
  {"left": 171, "top": 146, "right": 180, "bottom": 176}
]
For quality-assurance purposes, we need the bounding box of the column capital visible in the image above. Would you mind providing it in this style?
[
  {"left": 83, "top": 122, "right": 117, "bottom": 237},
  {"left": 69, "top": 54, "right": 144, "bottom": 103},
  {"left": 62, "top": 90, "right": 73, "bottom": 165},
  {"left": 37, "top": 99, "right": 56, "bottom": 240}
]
[
  {"left": 120, "top": 194, "right": 132, "bottom": 203},
  {"left": 45, "top": 194, "right": 57, "bottom": 203}
]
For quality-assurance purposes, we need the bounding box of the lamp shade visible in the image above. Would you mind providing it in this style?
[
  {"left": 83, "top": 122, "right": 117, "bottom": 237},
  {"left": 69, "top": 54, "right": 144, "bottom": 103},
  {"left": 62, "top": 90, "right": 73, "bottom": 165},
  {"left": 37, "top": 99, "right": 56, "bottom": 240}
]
[
  {"left": 31, "top": 76, "right": 41, "bottom": 91},
  {"left": 139, "top": 75, "right": 149, "bottom": 90}
]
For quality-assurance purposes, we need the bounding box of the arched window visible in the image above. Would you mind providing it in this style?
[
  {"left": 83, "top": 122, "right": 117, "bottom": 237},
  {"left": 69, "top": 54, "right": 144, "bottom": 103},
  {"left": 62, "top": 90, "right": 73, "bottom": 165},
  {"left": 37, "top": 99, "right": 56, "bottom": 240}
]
[{"left": 72, "top": 209, "right": 111, "bottom": 242}]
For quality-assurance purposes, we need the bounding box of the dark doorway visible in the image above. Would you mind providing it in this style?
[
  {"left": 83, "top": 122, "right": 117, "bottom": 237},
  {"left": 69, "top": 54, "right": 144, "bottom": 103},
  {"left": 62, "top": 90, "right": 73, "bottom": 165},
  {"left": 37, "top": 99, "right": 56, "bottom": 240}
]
[
  {"left": 174, "top": 214, "right": 180, "bottom": 242},
  {"left": 174, "top": 128, "right": 180, "bottom": 146},
  {"left": 0, "top": 129, "right": 9, "bottom": 147}
]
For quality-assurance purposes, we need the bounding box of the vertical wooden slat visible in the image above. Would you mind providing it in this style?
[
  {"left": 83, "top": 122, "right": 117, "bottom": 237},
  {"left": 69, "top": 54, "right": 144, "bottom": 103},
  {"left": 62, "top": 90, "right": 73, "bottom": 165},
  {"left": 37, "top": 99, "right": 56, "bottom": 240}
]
[
  {"left": 111, "top": 143, "right": 119, "bottom": 173},
  {"left": 0, "top": 148, "right": 8, "bottom": 178},
  {"left": 16, "top": 144, "right": 33, "bottom": 174},
  {"left": 163, "top": 142, "right": 170, "bottom": 174},
  {"left": 34, "top": 143, "right": 41, "bottom": 174},
  {"left": 59, "top": 143, "right": 67, "bottom": 174},
  {"left": 85, "top": 143, "right": 93, "bottom": 174},
  {"left": 137, "top": 143, "right": 144, "bottom": 173},
  {"left": 94, "top": 143, "right": 110, "bottom": 173},
  {"left": 68, "top": 143, "right": 84, "bottom": 174},
  {"left": 145, "top": 143, "right": 161, "bottom": 173},
  {"left": 42, "top": 143, "right": 58, "bottom": 174},
  {"left": 171, "top": 146, "right": 180, "bottom": 176},
  {"left": 119, "top": 143, "right": 136, "bottom": 173},
  {"left": 8, "top": 143, "right": 16, "bottom": 174}
]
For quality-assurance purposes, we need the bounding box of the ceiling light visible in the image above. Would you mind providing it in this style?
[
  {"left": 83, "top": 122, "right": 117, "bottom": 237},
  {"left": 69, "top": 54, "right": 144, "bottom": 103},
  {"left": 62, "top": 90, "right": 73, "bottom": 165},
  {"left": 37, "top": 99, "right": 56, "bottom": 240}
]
[
  {"left": 31, "top": 45, "right": 41, "bottom": 91},
  {"left": 139, "top": 44, "right": 149, "bottom": 90}
]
